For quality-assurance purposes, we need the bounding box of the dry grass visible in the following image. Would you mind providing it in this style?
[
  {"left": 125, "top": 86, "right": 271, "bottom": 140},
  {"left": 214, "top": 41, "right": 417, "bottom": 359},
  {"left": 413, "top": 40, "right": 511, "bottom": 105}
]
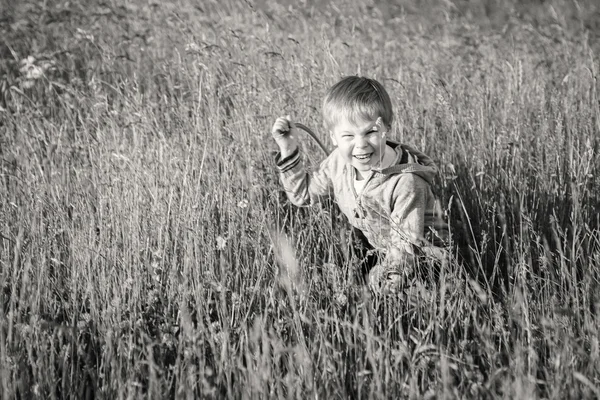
[{"left": 1, "top": 0, "right": 599, "bottom": 398}]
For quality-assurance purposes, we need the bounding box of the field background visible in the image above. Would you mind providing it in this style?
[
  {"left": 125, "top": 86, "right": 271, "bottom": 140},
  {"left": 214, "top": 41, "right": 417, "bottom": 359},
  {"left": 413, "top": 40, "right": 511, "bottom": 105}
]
[{"left": 1, "top": 0, "right": 600, "bottom": 398}]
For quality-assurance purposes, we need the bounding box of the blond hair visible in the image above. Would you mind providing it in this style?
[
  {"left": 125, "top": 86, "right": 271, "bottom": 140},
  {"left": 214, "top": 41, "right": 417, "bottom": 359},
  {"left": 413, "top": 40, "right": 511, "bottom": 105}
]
[{"left": 322, "top": 76, "right": 393, "bottom": 130}]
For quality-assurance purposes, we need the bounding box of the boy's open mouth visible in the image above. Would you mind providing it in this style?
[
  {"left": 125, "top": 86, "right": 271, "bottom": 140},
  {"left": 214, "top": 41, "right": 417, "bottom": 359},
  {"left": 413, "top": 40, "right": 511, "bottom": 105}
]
[{"left": 353, "top": 153, "right": 372, "bottom": 162}]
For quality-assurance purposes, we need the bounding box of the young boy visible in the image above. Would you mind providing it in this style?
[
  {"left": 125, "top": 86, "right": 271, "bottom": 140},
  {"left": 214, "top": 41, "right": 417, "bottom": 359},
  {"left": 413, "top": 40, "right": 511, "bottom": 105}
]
[{"left": 272, "top": 76, "right": 448, "bottom": 294}]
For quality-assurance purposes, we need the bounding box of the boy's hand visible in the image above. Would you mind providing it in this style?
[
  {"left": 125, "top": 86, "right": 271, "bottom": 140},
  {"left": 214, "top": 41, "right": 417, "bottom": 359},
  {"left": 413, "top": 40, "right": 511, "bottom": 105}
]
[
  {"left": 368, "top": 250, "right": 416, "bottom": 295},
  {"left": 272, "top": 115, "right": 298, "bottom": 158}
]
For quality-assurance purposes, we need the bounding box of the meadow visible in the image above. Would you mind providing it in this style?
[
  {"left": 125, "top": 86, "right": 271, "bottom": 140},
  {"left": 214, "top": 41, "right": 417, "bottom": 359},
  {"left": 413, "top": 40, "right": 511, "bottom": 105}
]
[{"left": 1, "top": 0, "right": 600, "bottom": 398}]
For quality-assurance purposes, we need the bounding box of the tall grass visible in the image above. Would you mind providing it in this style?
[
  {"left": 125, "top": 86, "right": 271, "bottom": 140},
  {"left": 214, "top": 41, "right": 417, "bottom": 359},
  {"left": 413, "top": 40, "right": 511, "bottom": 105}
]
[{"left": 1, "top": 0, "right": 599, "bottom": 398}]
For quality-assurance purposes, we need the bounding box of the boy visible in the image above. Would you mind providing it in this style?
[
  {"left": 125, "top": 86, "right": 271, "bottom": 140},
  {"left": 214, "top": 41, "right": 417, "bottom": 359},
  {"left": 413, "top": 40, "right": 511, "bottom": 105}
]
[{"left": 272, "top": 76, "right": 448, "bottom": 294}]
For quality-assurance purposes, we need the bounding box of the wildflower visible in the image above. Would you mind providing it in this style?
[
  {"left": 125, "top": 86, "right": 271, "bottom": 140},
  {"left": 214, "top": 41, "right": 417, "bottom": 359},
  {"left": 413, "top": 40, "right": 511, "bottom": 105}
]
[
  {"left": 75, "top": 28, "right": 94, "bottom": 42},
  {"left": 19, "top": 56, "right": 43, "bottom": 80},
  {"left": 185, "top": 42, "right": 201, "bottom": 54},
  {"left": 152, "top": 262, "right": 162, "bottom": 283},
  {"left": 216, "top": 236, "right": 227, "bottom": 250},
  {"left": 334, "top": 293, "right": 348, "bottom": 306},
  {"left": 161, "top": 332, "right": 174, "bottom": 348},
  {"left": 19, "top": 56, "right": 35, "bottom": 72},
  {"left": 436, "top": 92, "right": 450, "bottom": 111},
  {"left": 28, "top": 66, "right": 43, "bottom": 80},
  {"left": 238, "top": 199, "right": 249, "bottom": 209},
  {"left": 231, "top": 292, "right": 241, "bottom": 307},
  {"left": 124, "top": 277, "right": 134, "bottom": 288},
  {"left": 19, "top": 56, "right": 46, "bottom": 88},
  {"left": 71, "top": 76, "right": 83, "bottom": 88}
]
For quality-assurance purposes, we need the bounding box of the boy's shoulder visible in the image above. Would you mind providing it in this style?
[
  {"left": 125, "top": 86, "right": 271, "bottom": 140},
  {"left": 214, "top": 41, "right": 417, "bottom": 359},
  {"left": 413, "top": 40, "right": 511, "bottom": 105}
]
[
  {"left": 378, "top": 141, "right": 438, "bottom": 185},
  {"left": 386, "top": 141, "right": 436, "bottom": 167}
]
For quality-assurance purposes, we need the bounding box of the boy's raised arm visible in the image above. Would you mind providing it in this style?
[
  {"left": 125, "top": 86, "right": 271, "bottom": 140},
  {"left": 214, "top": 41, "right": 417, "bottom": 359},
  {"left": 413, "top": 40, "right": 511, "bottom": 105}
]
[
  {"left": 276, "top": 150, "right": 332, "bottom": 206},
  {"left": 272, "top": 116, "right": 332, "bottom": 206}
]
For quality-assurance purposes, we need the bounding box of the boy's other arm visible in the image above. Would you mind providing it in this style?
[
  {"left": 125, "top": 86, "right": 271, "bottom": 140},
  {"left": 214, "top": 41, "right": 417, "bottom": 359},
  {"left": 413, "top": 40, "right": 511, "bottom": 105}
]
[
  {"left": 367, "top": 175, "right": 426, "bottom": 291},
  {"left": 385, "top": 173, "right": 429, "bottom": 267},
  {"left": 275, "top": 148, "right": 332, "bottom": 206}
]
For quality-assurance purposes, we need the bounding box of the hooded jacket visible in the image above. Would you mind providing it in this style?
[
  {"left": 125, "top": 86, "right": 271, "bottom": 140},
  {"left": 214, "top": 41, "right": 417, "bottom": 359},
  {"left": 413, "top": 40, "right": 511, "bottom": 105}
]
[{"left": 276, "top": 140, "right": 448, "bottom": 262}]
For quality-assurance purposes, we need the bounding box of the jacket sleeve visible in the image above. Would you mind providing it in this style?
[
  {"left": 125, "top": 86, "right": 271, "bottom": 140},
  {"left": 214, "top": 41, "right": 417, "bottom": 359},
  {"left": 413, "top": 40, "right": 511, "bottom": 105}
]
[
  {"left": 275, "top": 148, "right": 332, "bottom": 206},
  {"left": 385, "top": 173, "right": 430, "bottom": 267},
  {"left": 366, "top": 174, "right": 427, "bottom": 288}
]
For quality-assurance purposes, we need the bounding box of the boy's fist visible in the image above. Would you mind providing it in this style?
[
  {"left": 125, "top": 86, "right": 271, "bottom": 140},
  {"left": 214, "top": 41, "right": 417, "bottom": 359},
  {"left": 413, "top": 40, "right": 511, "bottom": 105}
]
[
  {"left": 271, "top": 115, "right": 293, "bottom": 138},
  {"left": 272, "top": 115, "right": 298, "bottom": 157}
]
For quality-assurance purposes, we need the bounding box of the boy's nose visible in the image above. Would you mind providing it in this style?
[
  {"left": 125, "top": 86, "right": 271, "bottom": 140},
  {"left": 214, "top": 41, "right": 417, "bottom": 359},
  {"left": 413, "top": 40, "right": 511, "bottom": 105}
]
[{"left": 355, "top": 136, "right": 369, "bottom": 147}]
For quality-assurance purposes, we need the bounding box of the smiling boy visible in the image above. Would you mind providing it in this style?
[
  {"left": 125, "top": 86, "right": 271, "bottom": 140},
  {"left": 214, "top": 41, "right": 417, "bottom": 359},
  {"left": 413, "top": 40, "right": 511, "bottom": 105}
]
[{"left": 272, "top": 76, "right": 448, "bottom": 294}]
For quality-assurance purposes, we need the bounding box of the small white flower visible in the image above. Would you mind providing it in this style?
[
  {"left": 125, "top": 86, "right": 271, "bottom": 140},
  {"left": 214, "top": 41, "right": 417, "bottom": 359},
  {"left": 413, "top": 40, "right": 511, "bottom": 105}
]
[
  {"left": 216, "top": 236, "right": 227, "bottom": 250},
  {"left": 238, "top": 199, "right": 249, "bottom": 209},
  {"left": 185, "top": 42, "right": 201, "bottom": 53},
  {"left": 19, "top": 56, "right": 35, "bottom": 72},
  {"left": 19, "top": 56, "right": 44, "bottom": 81},
  {"left": 71, "top": 76, "right": 83, "bottom": 87},
  {"left": 334, "top": 293, "right": 348, "bottom": 306},
  {"left": 75, "top": 28, "right": 94, "bottom": 42},
  {"left": 28, "top": 66, "right": 43, "bottom": 80},
  {"left": 152, "top": 262, "right": 162, "bottom": 283},
  {"left": 231, "top": 292, "right": 241, "bottom": 307}
]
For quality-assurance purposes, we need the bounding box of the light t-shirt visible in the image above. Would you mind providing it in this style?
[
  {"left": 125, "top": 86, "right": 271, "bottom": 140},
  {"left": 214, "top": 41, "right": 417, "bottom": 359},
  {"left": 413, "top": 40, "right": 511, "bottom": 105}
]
[{"left": 354, "top": 175, "right": 370, "bottom": 195}]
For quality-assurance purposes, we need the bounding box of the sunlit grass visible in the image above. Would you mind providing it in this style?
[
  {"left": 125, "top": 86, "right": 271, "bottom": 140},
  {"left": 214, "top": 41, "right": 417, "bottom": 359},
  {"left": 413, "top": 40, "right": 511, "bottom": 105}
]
[{"left": 1, "top": 0, "right": 599, "bottom": 398}]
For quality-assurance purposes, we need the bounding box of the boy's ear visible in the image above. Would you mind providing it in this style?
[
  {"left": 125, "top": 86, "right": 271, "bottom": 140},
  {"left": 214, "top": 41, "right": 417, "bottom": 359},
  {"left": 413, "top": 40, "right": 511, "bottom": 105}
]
[{"left": 329, "top": 131, "right": 337, "bottom": 146}]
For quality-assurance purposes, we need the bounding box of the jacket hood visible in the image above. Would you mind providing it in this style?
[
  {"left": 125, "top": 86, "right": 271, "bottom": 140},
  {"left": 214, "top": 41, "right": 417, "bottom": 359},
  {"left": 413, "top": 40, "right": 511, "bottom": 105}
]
[{"left": 372, "top": 140, "right": 438, "bottom": 185}]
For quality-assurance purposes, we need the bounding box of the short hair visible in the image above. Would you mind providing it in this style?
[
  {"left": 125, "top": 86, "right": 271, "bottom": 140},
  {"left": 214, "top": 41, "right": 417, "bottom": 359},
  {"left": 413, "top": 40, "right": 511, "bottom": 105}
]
[{"left": 322, "top": 76, "right": 393, "bottom": 130}]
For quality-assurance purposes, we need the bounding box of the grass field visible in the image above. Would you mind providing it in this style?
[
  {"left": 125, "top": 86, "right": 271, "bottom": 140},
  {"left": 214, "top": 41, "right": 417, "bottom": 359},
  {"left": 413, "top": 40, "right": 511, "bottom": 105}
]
[{"left": 1, "top": 0, "right": 600, "bottom": 398}]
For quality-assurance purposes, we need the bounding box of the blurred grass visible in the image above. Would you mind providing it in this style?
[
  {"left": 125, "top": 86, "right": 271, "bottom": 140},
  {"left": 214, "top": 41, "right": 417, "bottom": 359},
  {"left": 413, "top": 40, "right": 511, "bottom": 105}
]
[{"left": 1, "top": 0, "right": 600, "bottom": 398}]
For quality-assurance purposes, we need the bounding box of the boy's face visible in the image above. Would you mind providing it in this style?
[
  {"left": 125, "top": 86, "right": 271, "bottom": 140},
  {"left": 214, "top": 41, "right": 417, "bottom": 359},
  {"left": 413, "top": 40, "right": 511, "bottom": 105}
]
[{"left": 330, "top": 116, "right": 388, "bottom": 173}]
